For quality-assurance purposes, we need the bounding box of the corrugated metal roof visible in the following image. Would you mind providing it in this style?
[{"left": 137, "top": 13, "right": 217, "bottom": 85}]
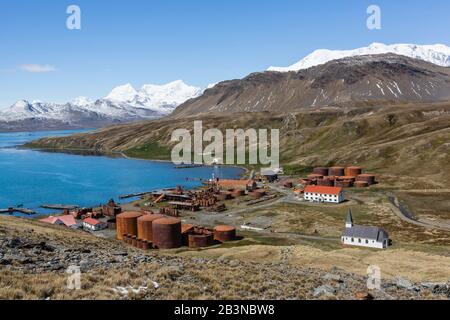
[
  {"left": 342, "top": 225, "right": 389, "bottom": 242},
  {"left": 40, "top": 215, "right": 77, "bottom": 227}
]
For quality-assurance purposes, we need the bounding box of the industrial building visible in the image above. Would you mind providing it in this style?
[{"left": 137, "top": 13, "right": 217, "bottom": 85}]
[
  {"left": 260, "top": 169, "right": 279, "bottom": 182},
  {"left": 215, "top": 179, "right": 257, "bottom": 191},
  {"left": 341, "top": 210, "right": 390, "bottom": 249},
  {"left": 304, "top": 186, "right": 345, "bottom": 203}
]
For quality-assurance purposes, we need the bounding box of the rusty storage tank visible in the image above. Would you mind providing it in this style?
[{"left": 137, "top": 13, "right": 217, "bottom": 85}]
[
  {"left": 354, "top": 181, "right": 369, "bottom": 188},
  {"left": 345, "top": 166, "right": 363, "bottom": 177},
  {"left": 141, "top": 240, "right": 150, "bottom": 250},
  {"left": 328, "top": 167, "right": 345, "bottom": 177},
  {"left": 181, "top": 224, "right": 195, "bottom": 246},
  {"left": 356, "top": 174, "right": 376, "bottom": 185},
  {"left": 116, "top": 211, "right": 143, "bottom": 240},
  {"left": 335, "top": 180, "right": 353, "bottom": 188},
  {"left": 308, "top": 174, "right": 324, "bottom": 180},
  {"left": 152, "top": 218, "right": 182, "bottom": 249},
  {"left": 317, "top": 178, "right": 334, "bottom": 187},
  {"left": 313, "top": 167, "right": 329, "bottom": 176},
  {"left": 337, "top": 176, "right": 356, "bottom": 182},
  {"left": 131, "top": 236, "right": 138, "bottom": 247},
  {"left": 188, "top": 233, "right": 214, "bottom": 248},
  {"left": 137, "top": 214, "right": 165, "bottom": 242},
  {"left": 214, "top": 225, "right": 236, "bottom": 243},
  {"left": 300, "top": 178, "right": 314, "bottom": 186}
]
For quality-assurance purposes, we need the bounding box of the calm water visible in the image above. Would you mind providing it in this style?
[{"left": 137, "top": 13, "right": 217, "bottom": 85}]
[{"left": 0, "top": 130, "right": 244, "bottom": 217}]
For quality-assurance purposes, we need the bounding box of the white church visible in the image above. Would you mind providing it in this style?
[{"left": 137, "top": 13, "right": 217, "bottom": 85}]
[{"left": 341, "top": 210, "right": 390, "bottom": 249}]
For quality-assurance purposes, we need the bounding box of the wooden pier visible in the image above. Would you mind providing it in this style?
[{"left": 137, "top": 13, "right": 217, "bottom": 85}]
[
  {"left": 119, "top": 191, "right": 157, "bottom": 199},
  {"left": 174, "top": 164, "right": 205, "bottom": 169},
  {"left": 0, "top": 207, "right": 37, "bottom": 215},
  {"left": 41, "top": 204, "right": 79, "bottom": 210}
]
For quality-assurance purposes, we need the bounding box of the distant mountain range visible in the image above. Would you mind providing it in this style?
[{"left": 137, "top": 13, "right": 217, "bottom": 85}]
[
  {"left": 172, "top": 53, "right": 450, "bottom": 118},
  {"left": 0, "top": 80, "right": 202, "bottom": 132},
  {"left": 2, "top": 43, "right": 450, "bottom": 132}
]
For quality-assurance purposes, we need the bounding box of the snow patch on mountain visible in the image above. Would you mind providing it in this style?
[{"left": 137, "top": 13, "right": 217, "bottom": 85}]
[{"left": 268, "top": 43, "right": 450, "bottom": 72}]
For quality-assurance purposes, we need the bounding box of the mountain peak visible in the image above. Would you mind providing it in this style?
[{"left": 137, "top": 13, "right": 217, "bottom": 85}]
[
  {"left": 268, "top": 43, "right": 450, "bottom": 72},
  {"left": 105, "top": 83, "right": 138, "bottom": 102},
  {"left": 72, "top": 96, "right": 93, "bottom": 106}
]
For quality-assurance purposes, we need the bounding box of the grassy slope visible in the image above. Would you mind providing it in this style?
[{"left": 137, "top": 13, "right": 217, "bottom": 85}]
[{"left": 1, "top": 215, "right": 449, "bottom": 300}]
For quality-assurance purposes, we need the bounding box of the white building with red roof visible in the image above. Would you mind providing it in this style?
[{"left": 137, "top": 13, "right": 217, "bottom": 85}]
[
  {"left": 82, "top": 218, "right": 107, "bottom": 231},
  {"left": 304, "top": 186, "right": 345, "bottom": 203}
]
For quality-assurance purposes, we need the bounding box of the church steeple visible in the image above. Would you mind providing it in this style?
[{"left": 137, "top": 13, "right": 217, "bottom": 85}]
[{"left": 346, "top": 209, "right": 353, "bottom": 228}]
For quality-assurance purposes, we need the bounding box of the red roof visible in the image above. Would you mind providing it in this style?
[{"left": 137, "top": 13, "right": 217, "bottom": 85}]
[
  {"left": 40, "top": 215, "right": 77, "bottom": 227},
  {"left": 83, "top": 218, "right": 102, "bottom": 226},
  {"left": 304, "top": 185, "right": 343, "bottom": 195}
]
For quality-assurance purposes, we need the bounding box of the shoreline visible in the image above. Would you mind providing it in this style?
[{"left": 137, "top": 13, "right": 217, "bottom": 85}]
[{"left": 7, "top": 145, "right": 249, "bottom": 218}]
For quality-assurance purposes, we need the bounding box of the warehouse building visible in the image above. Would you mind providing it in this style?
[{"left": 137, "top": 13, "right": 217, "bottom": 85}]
[{"left": 216, "top": 179, "right": 257, "bottom": 191}]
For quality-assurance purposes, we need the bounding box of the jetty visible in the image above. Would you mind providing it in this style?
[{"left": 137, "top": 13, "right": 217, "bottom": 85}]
[
  {"left": 41, "top": 204, "right": 79, "bottom": 210},
  {"left": 0, "top": 207, "right": 36, "bottom": 215},
  {"left": 119, "top": 191, "right": 157, "bottom": 199},
  {"left": 174, "top": 164, "right": 205, "bottom": 169}
]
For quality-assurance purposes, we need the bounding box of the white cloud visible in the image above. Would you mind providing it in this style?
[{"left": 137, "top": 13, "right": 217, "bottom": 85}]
[{"left": 19, "top": 64, "right": 57, "bottom": 73}]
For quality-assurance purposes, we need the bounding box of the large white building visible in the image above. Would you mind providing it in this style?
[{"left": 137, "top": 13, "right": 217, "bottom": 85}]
[
  {"left": 341, "top": 210, "right": 390, "bottom": 249},
  {"left": 304, "top": 186, "right": 345, "bottom": 203}
]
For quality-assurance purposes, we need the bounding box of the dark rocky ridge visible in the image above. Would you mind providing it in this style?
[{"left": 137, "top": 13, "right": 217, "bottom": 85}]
[{"left": 172, "top": 54, "right": 450, "bottom": 118}]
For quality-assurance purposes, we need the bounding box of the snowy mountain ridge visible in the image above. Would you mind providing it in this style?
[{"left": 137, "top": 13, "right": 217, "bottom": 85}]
[
  {"left": 268, "top": 43, "right": 450, "bottom": 72},
  {"left": 0, "top": 80, "right": 202, "bottom": 123}
]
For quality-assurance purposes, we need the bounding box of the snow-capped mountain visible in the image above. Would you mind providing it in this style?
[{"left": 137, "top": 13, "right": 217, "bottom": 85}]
[
  {"left": 104, "top": 80, "right": 203, "bottom": 115},
  {"left": 268, "top": 43, "right": 450, "bottom": 72},
  {"left": 0, "top": 81, "right": 202, "bottom": 131}
]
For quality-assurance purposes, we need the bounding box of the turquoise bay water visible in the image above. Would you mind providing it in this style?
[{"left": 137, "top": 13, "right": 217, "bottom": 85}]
[{"left": 0, "top": 130, "right": 244, "bottom": 217}]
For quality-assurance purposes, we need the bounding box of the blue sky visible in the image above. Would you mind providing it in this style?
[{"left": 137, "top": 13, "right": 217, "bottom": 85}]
[{"left": 0, "top": 0, "right": 449, "bottom": 107}]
